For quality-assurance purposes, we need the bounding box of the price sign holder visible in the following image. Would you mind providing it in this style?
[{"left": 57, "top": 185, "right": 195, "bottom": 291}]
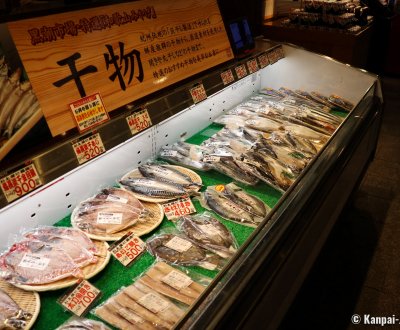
[
  {"left": 235, "top": 64, "right": 248, "bottom": 79},
  {"left": 70, "top": 93, "right": 109, "bottom": 133},
  {"left": 190, "top": 83, "right": 207, "bottom": 104},
  {"left": 108, "top": 232, "right": 146, "bottom": 267},
  {"left": 246, "top": 58, "right": 259, "bottom": 74},
  {"left": 58, "top": 279, "right": 101, "bottom": 317},
  {"left": 162, "top": 197, "right": 196, "bottom": 221},
  {"left": 0, "top": 161, "right": 42, "bottom": 203},
  {"left": 72, "top": 132, "right": 106, "bottom": 165},
  {"left": 221, "top": 69, "right": 235, "bottom": 85},
  {"left": 126, "top": 108, "right": 153, "bottom": 135}
]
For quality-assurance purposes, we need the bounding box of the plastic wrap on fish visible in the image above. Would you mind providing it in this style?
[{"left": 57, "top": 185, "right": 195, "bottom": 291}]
[
  {"left": 176, "top": 212, "right": 238, "bottom": 259},
  {"left": 0, "top": 288, "right": 32, "bottom": 329},
  {"left": 56, "top": 316, "right": 111, "bottom": 330}
]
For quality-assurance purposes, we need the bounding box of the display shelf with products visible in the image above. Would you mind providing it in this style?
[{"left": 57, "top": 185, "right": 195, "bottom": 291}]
[{"left": 0, "top": 40, "right": 382, "bottom": 330}]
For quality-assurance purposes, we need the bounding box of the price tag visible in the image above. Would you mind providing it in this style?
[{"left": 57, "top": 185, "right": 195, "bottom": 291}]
[
  {"left": 70, "top": 93, "right": 109, "bottom": 133},
  {"left": 72, "top": 133, "right": 106, "bottom": 165},
  {"left": 18, "top": 254, "right": 50, "bottom": 271},
  {"left": 221, "top": 69, "right": 235, "bottom": 85},
  {"left": 97, "top": 212, "right": 123, "bottom": 224},
  {"left": 126, "top": 109, "right": 152, "bottom": 135},
  {"left": 275, "top": 45, "right": 285, "bottom": 61},
  {"left": 257, "top": 53, "right": 270, "bottom": 68},
  {"left": 235, "top": 64, "right": 248, "bottom": 79},
  {"left": 137, "top": 293, "right": 170, "bottom": 314},
  {"left": 161, "top": 270, "right": 193, "bottom": 290},
  {"left": 202, "top": 155, "right": 220, "bottom": 163},
  {"left": 162, "top": 197, "right": 196, "bottom": 221},
  {"left": 59, "top": 280, "right": 101, "bottom": 317},
  {"left": 190, "top": 84, "right": 207, "bottom": 104},
  {"left": 164, "top": 236, "right": 193, "bottom": 252},
  {"left": 0, "top": 163, "right": 42, "bottom": 203},
  {"left": 108, "top": 232, "right": 146, "bottom": 267},
  {"left": 268, "top": 47, "right": 284, "bottom": 64},
  {"left": 246, "top": 59, "right": 259, "bottom": 74},
  {"left": 160, "top": 150, "right": 178, "bottom": 158}
]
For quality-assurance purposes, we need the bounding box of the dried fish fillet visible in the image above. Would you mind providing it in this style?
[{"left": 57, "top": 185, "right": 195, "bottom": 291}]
[{"left": 0, "top": 288, "right": 32, "bottom": 330}]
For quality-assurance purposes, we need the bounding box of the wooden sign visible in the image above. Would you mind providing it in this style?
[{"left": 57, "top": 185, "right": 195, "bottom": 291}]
[{"left": 8, "top": 0, "right": 233, "bottom": 136}]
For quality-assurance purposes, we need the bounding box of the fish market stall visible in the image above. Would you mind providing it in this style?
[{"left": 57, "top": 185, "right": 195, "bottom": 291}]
[{"left": 0, "top": 1, "right": 382, "bottom": 328}]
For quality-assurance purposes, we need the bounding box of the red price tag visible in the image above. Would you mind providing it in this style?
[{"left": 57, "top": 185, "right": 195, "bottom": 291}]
[
  {"left": 58, "top": 280, "right": 101, "bottom": 317},
  {"left": 162, "top": 197, "right": 196, "bottom": 221},
  {"left": 126, "top": 109, "right": 152, "bottom": 135},
  {"left": 235, "top": 64, "right": 248, "bottom": 79},
  {"left": 258, "top": 53, "right": 270, "bottom": 68},
  {"left": 221, "top": 69, "right": 235, "bottom": 85},
  {"left": 70, "top": 93, "right": 109, "bottom": 133},
  {"left": 0, "top": 163, "right": 42, "bottom": 203},
  {"left": 109, "top": 232, "right": 145, "bottom": 267},
  {"left": 246, "top": 59, "right": 259, "bottom": 74},
  {"left": 72, "top": 133, "right": 106, "bottom": 165},
  {"left": 190, "top": 84, "right": 207, "bottom": 104}
]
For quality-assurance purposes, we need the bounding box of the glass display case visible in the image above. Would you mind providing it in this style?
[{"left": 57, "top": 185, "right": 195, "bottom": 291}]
[{"left": 0, "top": 33, "right": 382, "bottom": 330}]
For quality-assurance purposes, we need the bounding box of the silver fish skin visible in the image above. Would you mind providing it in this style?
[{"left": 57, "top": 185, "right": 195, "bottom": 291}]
[
  {"left": 211, "top": 158, "right": 259, "bottom": 186},
  {"left": 138, "top": 164, "right": 200, "bottom": 188},
  {"left": 204, "top": 189, "right": 259, "bottom": 226},
  {"left": 222, "top": 183, "right": 270, "bottom": 218},
  {"left": 120, "top": 177, "right": 193, "bottom": 199}
]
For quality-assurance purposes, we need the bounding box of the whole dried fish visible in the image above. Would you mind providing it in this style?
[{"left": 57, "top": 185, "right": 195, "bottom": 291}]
[
  {"left": 178, "top": 214, "right": 237, "bottom": 259},
  {"left": 120, "top": 177, "right": 197, "bottom": 200},
  {"left": 57, "top": 316, "right": 111, "bottom": 330},
  {"left": 0, "top": 288, "right": 32, "bottom": 330},
  {"left": 138, "top": 164, "right": 201, "bottom": 189},
  {"left": 203, "top": 188, "right": 261, "bottom": 226}
]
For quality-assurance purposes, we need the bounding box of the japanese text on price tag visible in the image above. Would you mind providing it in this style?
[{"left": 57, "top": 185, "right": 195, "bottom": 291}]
[
  {"left": 70, "top": 92, "right": 109, "bottom": 133},
  {"left": 258, "top": 53, "right": 270, "bottom": 68},
  {"left": 162, "top": 197, "right": 196, "bottom": 221},
  {"left": 247, "top": 59, "right": 259, "bottom": 74},
  {"left": 109, "top": 232, "right": 145, "bottom": 267},
  {"left": 221, "top": 69, "right": 235, "bottom": 85},
  {"left": 59, "top": 280, "right": 101, "bottom": 317},
  {"left": 235, "top": 64, "right": 248, "bottom": 79},
  {"left": 72, "top": 132, "right": 106, "bottom": 165},
  {"left": 190, "top": 84, "right": 207, "bottom": 104},
  {"left": 0, "top": 163, "right": 42, "bottom": 203},
  {"left": 126, "top": 109, "right": 152, "bottom": 135}
]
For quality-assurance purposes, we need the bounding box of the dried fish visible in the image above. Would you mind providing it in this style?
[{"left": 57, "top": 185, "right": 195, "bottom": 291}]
[{"left": 0, "top": 288, "right": 32, "bottom": 330}]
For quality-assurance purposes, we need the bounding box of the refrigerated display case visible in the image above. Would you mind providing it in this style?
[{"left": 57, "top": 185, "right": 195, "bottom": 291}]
[{"left": 0, "top": 39, "right": 382, "bottom": 329}]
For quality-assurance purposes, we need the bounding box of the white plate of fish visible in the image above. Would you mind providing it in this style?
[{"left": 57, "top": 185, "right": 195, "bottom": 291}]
[
  {"left": 0, "top": 279, "right": 40, "bottom": 329},
  {"left": 119, "top": 164, "right": 202, "bottom": 203}
]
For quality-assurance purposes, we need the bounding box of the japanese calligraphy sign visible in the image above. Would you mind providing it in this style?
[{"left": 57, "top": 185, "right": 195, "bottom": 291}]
[
  {"left": 267, "top": 46, "right": 285, "bottom": 64},
  {"left": 8, "top": 0, "right": 233, "bottom": 136},
  {"left": 247, "top": 59, "right": 259, "bottom": 74},
  {"left": 70, "top": 93, "right": 109, "bottom": 133},
  {"left": 162, "top": 197, "right": 196, "bottom": 221},
  {"left": 59, "top": 280, "right": 101, "bottom": 316},
  {"left": 0, "top": 163, "right": 42, "bottom": 203},
  {"left": 126, "top": 108, "right": 152, "bottom": 135},
  {"left": 72, "top": 132, "right": 106, "bottom": 164},
  {"left": 108, "top": 231, "right": 146, "bottom": 266},
  {"left": 235, "top": 64, "right": 248, "bottom": 79},
  {"left": 258, "top": 53, "right": 270, "bottom": 68}
]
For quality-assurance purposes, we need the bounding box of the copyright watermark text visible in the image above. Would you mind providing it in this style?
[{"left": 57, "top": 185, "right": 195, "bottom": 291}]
[{"left": 352, "top": 314, "right": 400, "bottom": 326}]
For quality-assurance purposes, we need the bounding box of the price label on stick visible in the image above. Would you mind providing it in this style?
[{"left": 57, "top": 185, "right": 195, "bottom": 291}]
[
  {"left": 162, "top": 197, "right": 196, "bottom": 221},
  {"left": 72, "top": 132, "right": 106, "bottom": 165},
  {"left": 108, "top": 232, "right": 146, "bottom": 267},
  {"left": 58, "top": 280, "right": 101, "bottom": 317},
  {"left": 0, "top": 163, "right": 42, "bottom": 203},
  {"left": 247, "top": 59, "right": 259, "bottom": 73},
  {"left": 126, "top": 109, "right": 152, "bottom": 135},
  {"left": 221, "top": 69, "right": 235, "bottom": 85},
  {"left": 235, "top": 64, "right": 248, "bottom": 79}
]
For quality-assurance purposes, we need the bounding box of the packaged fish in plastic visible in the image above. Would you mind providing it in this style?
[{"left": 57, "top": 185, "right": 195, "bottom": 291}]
[
  {"left": 56, "top": 316, "right": 111, "bottom": 330},
  {"left": 198, "top": 186, "right": 264, "bottom": 227},
  {"left": 71, "top": 198, "right": 145, "bottom": 236},
  {"left": 146, "top": 229, "right": 224, "bottom": 271},
  {"left": 92, "top": 187, "right": 146, "bottom": 210},
  {"left": 0, "top": 287, "right": 32, "bottom": 330},
  {"left": 135, "top": 261, "right": 211, "bottom": 306},
  {"left": 176, "top": 212, "right": 238, "bottom": 259},
  {"left": 94, "top": 281, "right": 186, "bottom": 329}
]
